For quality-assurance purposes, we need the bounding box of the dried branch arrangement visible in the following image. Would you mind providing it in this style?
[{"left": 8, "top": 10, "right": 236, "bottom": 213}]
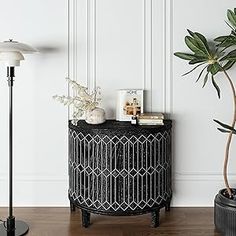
[{"left": 53, "top": 78, "right": 101, "bottom": 125}]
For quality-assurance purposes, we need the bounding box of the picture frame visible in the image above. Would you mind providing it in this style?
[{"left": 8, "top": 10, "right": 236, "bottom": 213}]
[{"left": 116, "top": 89, "right": 144, "bottom": 121}]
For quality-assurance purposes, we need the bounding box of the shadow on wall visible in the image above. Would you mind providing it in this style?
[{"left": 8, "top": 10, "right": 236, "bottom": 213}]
[{"left": 35, "top": 45, "right": 64, "bottom": 54}]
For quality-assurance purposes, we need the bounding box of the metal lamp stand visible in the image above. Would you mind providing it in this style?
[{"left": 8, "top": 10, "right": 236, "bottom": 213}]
[{"left": 0, "top": 67, "right": 29, "bottom": 236}]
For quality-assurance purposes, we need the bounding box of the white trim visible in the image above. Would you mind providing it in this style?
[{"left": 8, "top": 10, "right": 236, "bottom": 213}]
[
  {"left": 143, "top": 0, "right": 153, "bottom": 112},
  {"left": 174, "top": 171, "right": 236, "bottom": 182},
  {"left": 0, "top": 177, "right": 69, "bottom": 207},
  {"left": 67, "top": 0, "right": 70, "bottom": 119},
  {"left": 162, "top": 0, "right": 166, "bottom": 113},
  {"left": 86, "top": 0, "right": 96, "bottom": 92},
  {"left": 0, "top": 174, "right": 68, "bottom": 182},
  {"left": 164, "top": 0, "right": 173, "bottom": 116},
  {"left": 86, "top": 0, "right": 90, "bottom": 89},
  {"left": 68, "top": 0, "right": 79, "bottom": 119},
  {"left": 0, "top": 172, "right": 232, "bottom": 182}
]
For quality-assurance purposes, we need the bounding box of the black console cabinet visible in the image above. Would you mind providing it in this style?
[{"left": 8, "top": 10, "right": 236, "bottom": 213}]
[{"left": 68, "top": 120, "right": 172, "bottom": 227}]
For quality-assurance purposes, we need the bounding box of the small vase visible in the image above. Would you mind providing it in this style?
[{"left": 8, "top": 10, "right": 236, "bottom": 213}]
[{"left": 85, "top": 107, "right": 106, "bottom": 125}]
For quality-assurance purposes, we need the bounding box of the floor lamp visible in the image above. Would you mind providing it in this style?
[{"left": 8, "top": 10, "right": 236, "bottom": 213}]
[{"left": 0, "top": 40, "right": 36, "bottom": 236}]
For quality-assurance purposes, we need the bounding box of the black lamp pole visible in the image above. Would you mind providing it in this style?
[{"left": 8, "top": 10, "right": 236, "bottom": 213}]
[{"left": 0, "top": 67, "right": 29, "bottom": 236}]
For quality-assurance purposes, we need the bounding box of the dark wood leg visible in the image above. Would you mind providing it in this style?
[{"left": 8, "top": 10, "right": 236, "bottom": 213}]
[
  {"left": 70, "top": 201, "right": 76, "bottom": 212},
  {"left": 151, "top": 209, "right": 160, "bottom": 228},
  {"left": 165, "top": 202, "right": 171, "bottom": 212},
  {"left": 82, "top": 209, "right": 90, "bottom": 228}
]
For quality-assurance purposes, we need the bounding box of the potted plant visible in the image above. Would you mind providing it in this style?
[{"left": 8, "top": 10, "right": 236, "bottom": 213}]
[{"left": 174, "top": 8, "right": 236, "bottom": 235}]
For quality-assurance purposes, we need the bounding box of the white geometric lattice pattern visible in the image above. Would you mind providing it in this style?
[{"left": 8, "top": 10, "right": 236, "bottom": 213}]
[{"left": 68, "top": 128, "right": 171, "bottom": 212}]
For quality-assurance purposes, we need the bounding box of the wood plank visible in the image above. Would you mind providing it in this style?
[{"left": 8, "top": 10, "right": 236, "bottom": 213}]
[{"left": 0, "top": 208, "right": 220, "bottom": 236}]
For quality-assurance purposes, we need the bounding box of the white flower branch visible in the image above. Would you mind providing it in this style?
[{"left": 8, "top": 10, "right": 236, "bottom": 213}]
[{"left": 53, "top": 78, "right": 101, "bottom": 124}]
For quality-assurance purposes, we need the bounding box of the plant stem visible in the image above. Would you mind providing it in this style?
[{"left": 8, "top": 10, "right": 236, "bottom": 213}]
[{"left": 222, "top": 68, "right": 236, "bottom": 197}]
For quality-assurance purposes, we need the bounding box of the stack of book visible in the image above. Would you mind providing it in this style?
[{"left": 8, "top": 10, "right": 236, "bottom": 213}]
[{"left": 137, "top": 112, "right": 164, "bottom": 125}]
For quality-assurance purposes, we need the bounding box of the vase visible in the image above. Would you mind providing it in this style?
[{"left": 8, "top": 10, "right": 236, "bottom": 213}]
[{"left": 85, "top": 107, "right": 106, "bottom": 125}]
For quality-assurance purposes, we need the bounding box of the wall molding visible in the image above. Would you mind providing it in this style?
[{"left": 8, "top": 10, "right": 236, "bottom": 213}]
[
  {"left": 86, "top": 0, "right": 96, "bottom": 92},
  {"left": 143, "top": 0, "right": 153, "bottom": 112},
  {"left": 1, "top": 172, "right": 234, "bottom": 182},
  {"left": 69, "top": 0, "right": 157, "bottom": 112},
  {"left": 0, "top": 176, "right": 69, "bottom": 207},
  {"left": 0, "top": 174, "right": 68, "bottom": 182},
  {"left": 68, "top": 0, "right": 173, "bottom": 115},
  {"left": 162, "top": 0, "right": 167, "bottom": 113},
  {"left": 164, "top": 0, "right": 173, "bottom": 115},
  {"left": 174, "top": 171, "right": 236, "bottom": 182},
  {"left": 68, "top": 0, "right": 78, "bottom": 119}
]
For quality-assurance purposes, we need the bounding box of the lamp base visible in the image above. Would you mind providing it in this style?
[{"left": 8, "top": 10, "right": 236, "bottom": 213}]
[{"left": 0, "top": 221, "right": 29, "bottom": 236}]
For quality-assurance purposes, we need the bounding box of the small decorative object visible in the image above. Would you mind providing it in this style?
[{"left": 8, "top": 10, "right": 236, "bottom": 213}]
[
  {"left": 53, "top": 78, "right": 105, "bottom": 125},
  {"left": 116, "top": 89, "right": 143, "bottom": 121},
  {"left": 85, "top": 107, "right": 106, "bottom": 124},
  {"left": 174, "top": 8, "right": 236, "bottom": 236},
  {"left": 131, "top": 115, "right": 137, "bottom": 125}
]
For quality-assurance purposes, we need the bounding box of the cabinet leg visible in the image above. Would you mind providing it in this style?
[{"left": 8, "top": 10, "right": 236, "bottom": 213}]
[
  {"left": 165, "top": 202, "right": 171, "bottom": 212},
  {"left": 82, "top": 209, "right": 91, "bottom": 228},
  {"left": 70, "top": 202, "right": 76, "bottom": 212},
  {"left": 151, "top": 210, "right": 160, "bottom": 228}
]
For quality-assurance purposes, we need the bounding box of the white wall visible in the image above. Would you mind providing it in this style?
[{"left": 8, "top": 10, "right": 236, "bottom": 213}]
[
  {"left": 172, "top": 0, "right": 236, "bottom": 206},
  {"left": 70, "top": 0, "right": 236, "bottom": 207},
  {"left": 0, "top": 0, "right": 68, "bottom": 206},
  {"left": 1, "top": 0, "right": 236, "bottom": 207}
]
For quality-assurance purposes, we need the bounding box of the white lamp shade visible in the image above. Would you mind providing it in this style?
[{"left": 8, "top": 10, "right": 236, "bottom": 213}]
[
  {"left": 0, "top": 51, "right": 24, "bottom": 66},
  {"left": 0, "top": 40, "right": 37, "bottom": 54},
  {"left": 0, "top": 40, "right": 37, "bottom": 66}
]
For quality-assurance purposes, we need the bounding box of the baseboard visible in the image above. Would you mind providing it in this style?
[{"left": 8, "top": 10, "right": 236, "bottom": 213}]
[
  {"left": 0, "top": 172, "right": 234, "bottom": 207},
  {"left": 172, "top": 172, "right": 236, "bottom": 207},
  {"left": 0, "top": 175, "right": 69, "bottom": 207}
]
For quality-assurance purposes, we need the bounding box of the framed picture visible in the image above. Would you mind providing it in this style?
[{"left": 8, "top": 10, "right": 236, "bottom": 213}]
[{"left": 116, "top": 89, "right": 144, "bottom": 121}]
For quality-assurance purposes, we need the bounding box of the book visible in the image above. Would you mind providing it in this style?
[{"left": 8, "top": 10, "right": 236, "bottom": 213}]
[
  {"left": 138, "top": 122, "right": 164, "bottom": 126},
  {"left": 138, "top": 119, "right": 164, "bottom": 126},
  {"left": 138, "top": 112, "right": 164, "bottom": 120},
  {"left": 116, "top": 89, "right": 144, "bottom": 121}
]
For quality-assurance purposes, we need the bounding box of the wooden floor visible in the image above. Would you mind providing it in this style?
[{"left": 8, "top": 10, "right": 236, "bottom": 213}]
[{"left": 0, "top": 208, "right": 220, "bottom": 236}]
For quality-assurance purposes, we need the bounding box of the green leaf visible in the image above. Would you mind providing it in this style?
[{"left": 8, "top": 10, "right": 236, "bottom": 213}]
[
  {"left": 225, "top": 20, "right": 236, "bottom": 31},
  {"left": 220, "top": 49, "right": 236, "bottom": 61},
  {"left": 207, "top": 63, "right": 221, "bottom": 75},
  {"left": 202, "top": 72, "right": 209, "bottom": 88},
  {"left": 232, "top": 30, "right": 236, "bottom": 37},
  {"left": 187, "top": 29, "right": 208, "bottom": 47},
  {"left": 227, "top": 9, "right": 236, "bottom": 28},
  {"left": 174, "top": 52, "right": 196, "bottom": 60},
  {"left": 187, "top": 29, "right": 195, "bottom": 37},
  {"left": 215, "top": 36, "right": 229, "bottom": 42},
  {"left": 187, "top": 29, "right": 209, "bottom": 50},
  {"left": 193, "top": 32, "right": 210, "bottom": 56},
  {"left": 215, "top": 35, "right": 236, "bottom": 47},
  {"left": 185, "top": 36, "right": 206, "bottom": 56},
  {"left": 211, "top": 75, "right": 221, "bottom": 98},
  {"left": 223, "top": 60, "right": 235, "bottom": 70},
  {"left": 217, "top": 128, "right": 231, "bottom": 133},
  {"left": 189, "top": 58, "right": 207, "bottom": 64},
  {"left": 195, "top": 65, "right": 208, "bottom": 83},
  {"left": 213, "top": 119, "right": 236, "bottom": 132},
  {"left": 182, "top": 62, "right": 205, "bottom": 76},
  {"left": 195, "top": 32, "right": 208, "bottom": 46}
]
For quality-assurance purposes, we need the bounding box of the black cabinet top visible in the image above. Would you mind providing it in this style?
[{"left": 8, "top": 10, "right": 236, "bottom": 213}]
[{"left": 69, "top": 120, "right": 171, "bottom": 136}]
